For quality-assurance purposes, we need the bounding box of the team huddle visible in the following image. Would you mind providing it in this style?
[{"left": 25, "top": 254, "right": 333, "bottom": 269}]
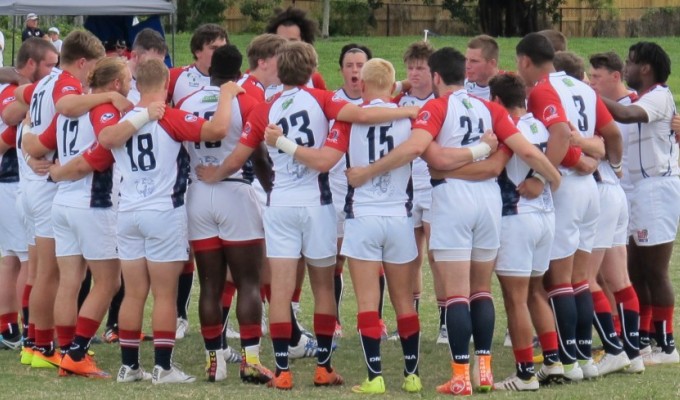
[{"left": 0, "top": 6, "right": 678, "bottom": 396}]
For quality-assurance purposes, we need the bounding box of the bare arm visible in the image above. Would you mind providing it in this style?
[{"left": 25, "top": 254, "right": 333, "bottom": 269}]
[
  {"left": 2, "top": 101, "right": 28, "bottom": 126},
  {"left": 0, "top": 67, "right": 29, "bottom": 85},
  {"left": 545, "top": 122, "right": 572, "bottom": 167},
  {"left": 22, "top": 124, "right": 52, "bottom": 158},
  {"left": 56, "top": 92, "right": 133, "bottom": 118},
  {"left": 47, "top": 156, "right": 94, "bottom": 182},
  {"left": 421, "top": 131, "right": 498, "bottom": 171},
  {"left": 336, "top": 103, "right": 419, "bottom": 125},
  {"left": 429, "top": 149, "right": 510, "bottom": 181},
  {"left": 570, "top": 133, "right": 605, "bottom": 160},
  {"left": 345, "top": 128, "right": 433, "bottom": 188},
  {"left": 264, "top": 123, "right": 344, "bottom": 172},
  {"left": 504, "top": 133, "right": 561, "bottom": 186},
  {"left": 597, "top": 120, "right": 623, "bottom": 166},
  {"left": 0, "top": 138, "right": 11, "bottom": 154},
  {"left": 602, "top": 97, "right": 648, "bottom": 124},
  {"left": 250, "top": 143, "right": 273, "bottom": 193},
  {"left": 195, "top": 143, "right": 256, "bottom": 184}
]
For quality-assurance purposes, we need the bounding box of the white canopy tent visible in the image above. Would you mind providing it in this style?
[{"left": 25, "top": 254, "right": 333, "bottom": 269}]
[{"left": 0, "top": 0, "right": 177, "bottom": 64}]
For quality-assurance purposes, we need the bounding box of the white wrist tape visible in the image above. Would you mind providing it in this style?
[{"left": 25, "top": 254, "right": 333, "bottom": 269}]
[
  {"left": 531, "top": 171, "right": 547, "bottom": 185},
  {"left": 275, "top": 136, "right": 298, "bottom": 156},
  {"left": 469, "top": 142, "right": 491, "bottom": 160},
  {"left": 127, "top": 108, "right": 150, "bottom": 130}
]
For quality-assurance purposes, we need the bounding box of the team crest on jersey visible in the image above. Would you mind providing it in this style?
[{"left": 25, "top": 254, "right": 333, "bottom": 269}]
[
  {"left": 201, "top": 94, "right": 218, "bottom": 103},
  {"left": 184, "top": 114, "right": 198, "bottom": 122},
  {"left": 414, "top": 111, "right": 430, "bottom": 125},
  {"left": 543, "top": 105, "right": 559, "bottom": 122},
  {"left": 331, "top": 94, "right": 345, "bottom": 103},
  {"left": 288, "top": 159, "right": 308, "bottom": 180},
  {"left": 371, "top": 172, "right": 393, "bottom": 196},
  {"left": 637, "top": 229, "right": 648, "bottom": 243},
  {"left": 327, "top": 128, "right": 340, "bottom": 144},
  {"left": 188, "top": 73, "right": 200, "bottom": 87},
  {"left": 61, "top": 85, "right": 77, "bottom": 93},
  {"left": 200, "top": 155, "right": 220, "bottom": 166},
  {"left": 100, "top": 112, "right": 116, "bottom": 123},
  {"left": 241, "top": 122, "right": 252, "bottom": 138},
  {"left": 281, "top": 98, "right": 294, "bottom": 110},
  {"left": 135, "top": 177, "right": 155, "bottom": 197},
  {"left": 562, "top": 77, "right": 575, "bottom": 87},
  {"left": 2, "top": 96, "right": 15, "bottom": 105}
]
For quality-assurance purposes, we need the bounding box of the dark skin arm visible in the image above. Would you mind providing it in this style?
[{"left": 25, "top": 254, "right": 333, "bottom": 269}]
[{"left": 250, "top": 142, "right": 273, "bottom": 193}]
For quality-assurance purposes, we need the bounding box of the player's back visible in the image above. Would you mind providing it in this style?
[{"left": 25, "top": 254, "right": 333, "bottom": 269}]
[
  {"left": 433, "top": 90, "right": 495, "bottom": 151},
  {"left": 546, "top": 71, "right": 597, "bottom": 140}
]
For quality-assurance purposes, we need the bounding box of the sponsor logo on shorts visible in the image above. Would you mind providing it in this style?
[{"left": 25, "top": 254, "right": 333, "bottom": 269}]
[
  {"left": 184, "top": 114, "right": 198, "bottom": 122},
  {"left": 637, "top": 229, "right": 648, "bottom": 243}
]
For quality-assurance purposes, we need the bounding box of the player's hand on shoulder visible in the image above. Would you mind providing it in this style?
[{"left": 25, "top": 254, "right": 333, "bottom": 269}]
[
  {"left": 110, "top": 92, "right": 134, "bottom": 113},
  {"left": 480, "top": 130, "right": 498, "bottom": 153},
  {"left": 220, "top": 81, "right": 245, "bottom": 97},
  {"left": 264, "top": 123, "right": 283, "bottom": 146},
  {"left": 346, "top": 166, "right": 371, "bottom": 188},
  {"left": 517, "top": 177, "right": 543, "bottom": 199},
  {"left": 195, "top": 163, "right": 220, "bottom": 184},
  {"left": 147, "top": 101, "right": 166, "bottom": 121},
  {"left": 404, "top": 105, "right": 420, "bottom": 119}
]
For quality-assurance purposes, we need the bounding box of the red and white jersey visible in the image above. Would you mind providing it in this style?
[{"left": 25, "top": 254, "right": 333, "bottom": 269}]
[
  {"left": 237, "top": 73, "right": 266, "bottom": 103},
  {"left": 329, "top": 88, "right": 363, "bottom": 181},
  {"left": 176, "top": 86, "right": 258, "bottom": 182},
  {"left": 395, "top": 91, "right": 435, "bottom": 190},
  {"left": 627, "top": 84, "right": 679, "bottom": 182},
  {"left": 52, "top": 103, "right": 118, "bottom": 209},
  {"left": 413, "top": 88, "right": 519, "bottom": 184},
  {"left": 464, "top": 78, "right": 491, "bottom": 100},
  {"left": 498, "top": 113, "right": 553, "bottom": 216},
  {"left": 264, "top": 71, "right": 327, "bottom": 100},
  {"left": 326, "top": 100, "right": 413, "bottom": 218},
  {"left": 528, "top": 71, "right": 613, "bottom": 176},
  {"left": 168, "top": 64, "right": 210, "bottom": 105},
  {"left": 240, "top": 86, "right": 347, "bottom": 207},
  {"left": 111, "top": 107, "right": 204, "bottom": 212},
  {"left": 0, "top": 83, "right": 19, "bottom": 183},
  {"left": 26, "top": 69, "right": 76, "bottom": 182}
]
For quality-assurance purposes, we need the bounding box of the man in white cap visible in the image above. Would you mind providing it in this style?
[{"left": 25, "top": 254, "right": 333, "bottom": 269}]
[
  {"left": 47, "top": 27, "right": 62, "bottom": 53},
  {"left": 22, "top": 13, "right": 45, "bottom": 42}
]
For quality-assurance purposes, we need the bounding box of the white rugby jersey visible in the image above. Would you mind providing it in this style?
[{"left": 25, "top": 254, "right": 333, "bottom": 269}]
[
  {"left": 0, "top": 83, "right": 19, "bottom": 183},
  {"left": 627, "top": 84, "right": 679, "bottom": 182},
  {"left": 498, "top": 113, "right": 553, "bottom": 216},
  {"left": 596, "top": 93, "right": 637, "bottom": 186},
  {"left": 464, "top": 78, "right": 491, "bottom": 100},
  {"left": 176, "top": 87, "right": 258, "bottom": 182},
  {"left": 52, "top": 103, "right": 118, "bottom": 209},
  {"left": 326, "top": 100, "right": 413, "bottom": 218},
  {"left": 25, "top": 69, "right": 70, "bottom": 182},
  {"left": 264, "top": 72, "right": 327, "bottom": 100},
  {"left": 169, "top": 65, "right": 210, "bottom": 105},
  {"left": 111, "top": 108, "right": 204, "bottom": 212},
  {"left": 395, "top": 91, "right": 434, "bottom": 191},
  {"left": 240, "top": 86, "right": 347, "bottom": 207},
  {"left": 528, "top": 71, "right": 614, "bottom": 176},
  {"left": 329, "top": 88, "right": 363, "bottom": 188},
  {"left": 413, "top": 89, "right": 519, "bottom": 185},
  {"left": 127, "top": 78, "right": 140, "bottom": 104}
]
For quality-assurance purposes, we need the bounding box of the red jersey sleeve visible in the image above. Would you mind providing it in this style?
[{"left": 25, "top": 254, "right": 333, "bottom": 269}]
[
  {"left": 324, "top": 120, "right": 351, "bottom": 153},
  {"left": 167, "top": 67, "right": 185, "bottom": 103},
  {"left": 1, "top": 127, "right": 16, "bottom": 146},
  {"left": 594, "top": 94, "right": 614, "bottom": 131},
  {"left": 90, "top": 103, "right": 121, "bottom": 136},
  {"left": 158, "top": 108, "right": 205, "bottom": 142},
  {"left": 242, "top": 77, "right": 265, "bottom": 103},
  {"left": 486, "top": 100, "right": 519, "bottom": 142},
  {"left": 37, "top": 116, "right": 58, "bottom": 150},
  {"left": 0, "top": 84, "right": 17, "bottom": 110},
  {"left": 313, "top": 89, "right": 348, "bottom": 121},
  {"left": 391, "top": 93, "right": 404, "bottom": 104},
  {"left": 52, "top": 74, "right": 83, "bottom": 103},
  {"left": 22, "top": 83, "right": 37, "bottom": 104},
  {"left": 527, "top": 82, "right": 568, "bottom": 128},
  {"left": 82, "top": 142, "right": 114, "bottom": 172},
  {"left": 311, "top": 72, "right": 327, "bottom": 90},
  {"left": 412, "top": 96, "right": 447, "bottom": 138},
  {"left": 237, "top": 93, "right": 259, "bottom": 123},
  {"left": 239, "top": 102, "right": 269, "bottom": 148}
]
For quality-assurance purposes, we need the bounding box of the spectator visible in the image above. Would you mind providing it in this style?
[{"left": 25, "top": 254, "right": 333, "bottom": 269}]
[
  {"left": 47, "top": 27, "right": 62, "bottom": 53},
  {"left": 22, "top": 13, "right": 45, "bottom": 41}
]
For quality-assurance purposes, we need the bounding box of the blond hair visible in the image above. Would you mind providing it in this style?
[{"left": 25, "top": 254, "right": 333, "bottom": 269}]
[
  {"left": 467, "top": 34, "right": 499, "bottom": 61},
  {"left": 136, "top": 58, "right": 169, "bottom": 92},
  {"left": 88, "top": 57, "right": 127, "bottom": 90},
  {"left": 361, "top": 58, "right": 395, "bottom": 92},
  {"left": 277, "top": 41, "right": 317, "bottom": 86},
  {"left": 247, "top": 34, "right": 287, "bottom": 71}
]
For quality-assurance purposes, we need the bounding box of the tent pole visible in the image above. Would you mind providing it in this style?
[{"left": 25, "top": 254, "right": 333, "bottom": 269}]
[
  {"left": 12, "top": 16, "right": 16, "bottom": 66},
  {"left": 172, "top": 12, "right": 176, "bottom": 67}
]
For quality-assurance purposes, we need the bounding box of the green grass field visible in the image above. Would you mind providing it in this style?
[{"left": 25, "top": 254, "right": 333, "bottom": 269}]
[{"left": 1, "top": 34, "right": 680, "bottom": 399}]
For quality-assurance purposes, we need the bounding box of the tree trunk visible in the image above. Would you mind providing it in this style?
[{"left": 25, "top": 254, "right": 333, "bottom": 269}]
[{"left": 321, "top": 0, "right": 330, "bottom": 38}]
